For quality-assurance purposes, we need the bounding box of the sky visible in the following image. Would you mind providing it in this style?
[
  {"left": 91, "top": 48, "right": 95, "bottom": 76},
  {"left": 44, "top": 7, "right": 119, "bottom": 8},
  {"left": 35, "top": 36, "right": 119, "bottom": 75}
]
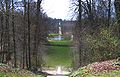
[
  {"left": 17, "top": 0, "right": 115, "bottom": 20},
  {"left": 41, "top": 0, "right": 71, "bottom": 20},
  {"left": 17, "top": 0, "right": 72, "bottom": 20},
  {"left": 41, "top": 0, "right": 115, "bottom": 20}
]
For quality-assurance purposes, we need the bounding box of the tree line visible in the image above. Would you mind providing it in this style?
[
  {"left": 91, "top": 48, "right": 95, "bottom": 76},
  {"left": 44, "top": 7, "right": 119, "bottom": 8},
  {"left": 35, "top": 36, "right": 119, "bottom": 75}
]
[
  {"left": 0, "top": 0, "right": 50, "bottom": 70},
  {"left": 72, "top": 0, "right": 120, "bottom": 69}
]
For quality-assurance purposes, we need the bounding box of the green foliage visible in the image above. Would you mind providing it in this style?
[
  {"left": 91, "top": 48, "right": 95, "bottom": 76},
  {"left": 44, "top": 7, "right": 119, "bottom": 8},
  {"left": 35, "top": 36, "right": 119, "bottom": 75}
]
[
  {"left": 84, "top": 28, "right": 120, "bottom": 61},
  {"left": 70, "top": 67, "right": 88, "bottom": 77},
  {"left": 0, "top": 63, "right": 8, "bottom": 66},
  {"left": 112, "top": 62, "right": 120, "bottom": 66}
]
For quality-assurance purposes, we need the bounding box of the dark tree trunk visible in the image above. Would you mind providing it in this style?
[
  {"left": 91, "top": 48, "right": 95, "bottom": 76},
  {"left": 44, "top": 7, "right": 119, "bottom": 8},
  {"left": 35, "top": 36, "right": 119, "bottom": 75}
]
[
  {"left": 12, "top": 0, "right": 17, "bottom": 68},
  {"left": 27, "top": 0, "right": 31, "bottom": 69},
  {"left": 114, "top": 0, "right": 120, "bottom": 37},
  {"left": 34, "top": 0, "right": 42, "bottom": 69},
  {"left": 5, "top": 0, "right": 10, "bottom": 63},
  {"left": 22, "top": 0, "right": 28, "bottom": 69},
  {"left": 73, "top": 0, "right": 82, "bottom": 69},
  {"left": 108, "top": 0, "right": 111, "bottom": 27},
  {"left": 0, "top": 0, "right": 4, "bottom": 63}
]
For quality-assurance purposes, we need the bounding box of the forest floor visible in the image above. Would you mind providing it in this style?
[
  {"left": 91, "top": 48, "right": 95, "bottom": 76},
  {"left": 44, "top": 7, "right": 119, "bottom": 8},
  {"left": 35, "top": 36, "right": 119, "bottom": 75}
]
[
  {"left": 0, "top": 63, "right": 42, "bottom": 77},
  {"left": 70, "top": 60, "right": 120, "bottom": 77}
]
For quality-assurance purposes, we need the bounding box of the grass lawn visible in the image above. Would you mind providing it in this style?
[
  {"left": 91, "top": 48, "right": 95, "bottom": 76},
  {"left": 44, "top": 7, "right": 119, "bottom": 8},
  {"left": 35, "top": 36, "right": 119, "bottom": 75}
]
[
  {"left": 44, "top": 40, "right": 72, "bottom": 67},
  {"left": 48, "top": 40, "right": 71, "bottom": 45}
]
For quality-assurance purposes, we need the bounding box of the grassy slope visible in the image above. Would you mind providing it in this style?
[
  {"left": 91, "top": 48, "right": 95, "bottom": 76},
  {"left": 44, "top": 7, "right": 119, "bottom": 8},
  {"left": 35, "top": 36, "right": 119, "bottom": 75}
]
[
  {"left": 70, "top": 60, "right": 120, "bottom": 77},
  {"left": 44, "top": 40, "right": 72, "bottom": 67}
]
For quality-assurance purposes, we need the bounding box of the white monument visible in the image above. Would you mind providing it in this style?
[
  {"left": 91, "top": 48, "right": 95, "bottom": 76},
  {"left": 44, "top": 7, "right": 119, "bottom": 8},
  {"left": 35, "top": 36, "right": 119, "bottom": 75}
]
[
  {"left": 58, "top": 25, "right": 62, "bottom": 40},
  {"left": 71, "top": 35, "right": 73, "bottom": 41}
]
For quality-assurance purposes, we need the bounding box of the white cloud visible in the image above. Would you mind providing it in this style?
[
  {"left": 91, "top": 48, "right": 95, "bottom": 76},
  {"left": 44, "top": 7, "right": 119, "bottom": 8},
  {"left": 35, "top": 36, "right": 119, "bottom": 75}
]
[{"left": 41, "top": 0, "right": 71, "bottom": 20}]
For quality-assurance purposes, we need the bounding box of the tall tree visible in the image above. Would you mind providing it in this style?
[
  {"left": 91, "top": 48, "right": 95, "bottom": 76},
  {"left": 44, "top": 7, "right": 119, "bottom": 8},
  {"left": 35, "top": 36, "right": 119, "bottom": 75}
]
[
  {"left": 12, "top": 0, "right": 17, "bottom": 68},
  {"left": 4, "top": 0, "right": 10, "bottom": 63},
  {"left": 0, "top": 0, "right": 4, "bottom": 63},
  {"left": 108, "top": 0, "right": 111, "bottom": 27},
  {"left": 23, "top": 0, "right": 28, "bottom": 69},
  {"left": 73, "top": 0, "right": 82, "bottom": 69},
  {"left": 114, "top": 0, "right": 120, "bottom": 37},
  {"left": 27, "top": 0, "right": 31, "bottom": 69}
]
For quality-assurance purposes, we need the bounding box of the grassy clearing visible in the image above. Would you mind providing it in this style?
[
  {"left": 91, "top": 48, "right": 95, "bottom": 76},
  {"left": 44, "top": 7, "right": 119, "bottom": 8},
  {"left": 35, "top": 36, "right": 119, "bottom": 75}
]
[{"left": 44, "top": 40, "right": 72, "bottom": 67}]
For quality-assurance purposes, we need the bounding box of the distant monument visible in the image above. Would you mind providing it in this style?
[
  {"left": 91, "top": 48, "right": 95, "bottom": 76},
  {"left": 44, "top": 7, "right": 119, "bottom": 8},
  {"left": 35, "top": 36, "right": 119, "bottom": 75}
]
[
  {"left": 71, "top": 35, "right": 73, "bottom": 41},
  {"left": 58, "top": 22, "right": 62, "bottom": 40}
]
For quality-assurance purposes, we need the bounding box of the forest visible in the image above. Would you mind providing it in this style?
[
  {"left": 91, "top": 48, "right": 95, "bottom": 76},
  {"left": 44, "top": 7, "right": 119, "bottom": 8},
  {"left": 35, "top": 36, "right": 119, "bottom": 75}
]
[{"left": 0, "top": 0, "right": 120, "bottom": 77}]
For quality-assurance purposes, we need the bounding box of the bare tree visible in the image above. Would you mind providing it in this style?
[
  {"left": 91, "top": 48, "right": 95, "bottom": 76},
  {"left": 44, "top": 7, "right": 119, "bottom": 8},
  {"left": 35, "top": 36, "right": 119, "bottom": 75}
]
[
  {"left": 114, "top": 0, "right": 120, "bottom": 37},
  {"left": 27, "top": 0, "right": 31, "bottom": 69},
  {"left": 108, "top": 0, "right": 111, "bottom": 27},
  {"left": 12, "top": 0, "right": 17, "bottom": 68}
]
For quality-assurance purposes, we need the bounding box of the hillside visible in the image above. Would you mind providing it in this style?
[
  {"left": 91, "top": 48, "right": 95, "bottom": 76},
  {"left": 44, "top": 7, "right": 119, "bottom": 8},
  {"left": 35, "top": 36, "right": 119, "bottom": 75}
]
[{"left": 70, "top": 60, "right": 120, "bottom": 77}]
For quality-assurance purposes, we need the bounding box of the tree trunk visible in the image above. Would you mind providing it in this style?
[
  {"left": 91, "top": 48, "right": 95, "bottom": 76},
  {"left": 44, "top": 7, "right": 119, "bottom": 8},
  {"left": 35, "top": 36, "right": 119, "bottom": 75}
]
[
  {"left": 5, "top": 0, "right": 10, "bottom": 64},
  {"left": 12, "top": 0, "right": 17, "bottom": 68},
  {"left": 27, "top": 0, "right": 31, "bottom": 69},
  {"left": 114, "top": 0, "right": 120, "bottom": 37},
  {"left": 0, "top": 0, "right": 4, "bottom": 63},
  {"left": 108, "top": 0, "right": 111, "bottom": 27},
  {"left": 34, "top": 0, "right": 42, "bottom": 70}
]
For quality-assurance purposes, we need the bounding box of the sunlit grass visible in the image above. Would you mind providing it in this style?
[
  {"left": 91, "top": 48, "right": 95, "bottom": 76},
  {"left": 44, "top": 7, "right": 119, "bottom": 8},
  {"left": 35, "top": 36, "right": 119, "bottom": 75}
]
[
  {"left": 48, "top": 40, "right": 72, "bottom": 45},
  {"left": 44, "top": 40, "right": 72, "bottom": 67}
]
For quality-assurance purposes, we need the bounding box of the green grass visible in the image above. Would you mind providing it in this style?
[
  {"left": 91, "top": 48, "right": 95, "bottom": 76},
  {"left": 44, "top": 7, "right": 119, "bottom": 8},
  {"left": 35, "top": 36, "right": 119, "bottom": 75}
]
[
  {"left": 44, "top": 40, "right": 72, "bottom": 67},
  {"left": 49, "top": 40, "right": 71, "bottom": 45},
  {"left": 0, "top": 72, "right": 37, "bottom": 77}
]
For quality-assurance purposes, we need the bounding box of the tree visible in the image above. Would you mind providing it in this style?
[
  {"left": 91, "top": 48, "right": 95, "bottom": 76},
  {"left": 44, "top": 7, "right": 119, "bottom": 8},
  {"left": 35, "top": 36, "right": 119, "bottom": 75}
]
[
  {"left": 72, "top": 0, "right": 119, "bottom": 69},
  {"left": 27, "top": 0, "right": 31, "bottom": 70},
  {"left": 108, "top": 0, "right": 111, "bottom": 27},
  {"left": 4, "top": 0, "right": 10, "bottom": 63},
  {"left": 34, "top": 0, "right": 42, "bottom": 69},
  {"left": 0, "top": 0, "right": 4, "bottom": 63},
  {"left": 12, "top": 0, "right": 17, "bottom": 68},
  {"left": 114, "top": 0, "right": 120, "bottom": 37}
]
